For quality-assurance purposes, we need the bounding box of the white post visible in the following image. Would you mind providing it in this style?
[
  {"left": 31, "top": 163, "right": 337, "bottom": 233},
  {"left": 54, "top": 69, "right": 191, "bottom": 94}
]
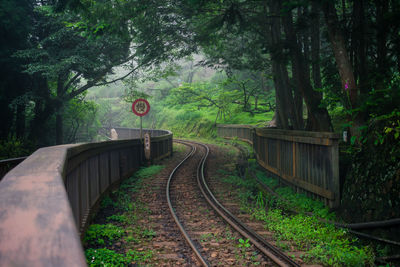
[{"left": 140, "top": 116, "right": 143, "bottom": 140}]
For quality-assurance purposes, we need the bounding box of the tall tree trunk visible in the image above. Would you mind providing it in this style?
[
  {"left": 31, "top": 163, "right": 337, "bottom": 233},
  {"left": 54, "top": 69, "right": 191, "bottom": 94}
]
[
  {"left": 56, "top": 112, "right": 63, "bottom": 145},
  {"left": 186, "top": 61, "right": 196, "bottom": 84},
  {"left": 272, "top": 62, "right": 289, "bottom": 129},
  {"left": 321, "top": 1, "right": 357, "bottom": 108},
  {"left": 375, "top": 0, "right": 389, "bottom": 89},
  {"left": 283, "top": 8, "right": 333, "bottom": 132},
  {"left": 55, "top": 74, "right": 66, "bottom": 145},
  {"left": 293, "top": 86, "right": 304, "bottom": 129},
  {"left": 393, "top": 0, "right": 400, "bottom": 73},
  {"left": 268, "top": 0, "right": 300, "bottom": 130},
  {"left": 29, "top": 77, "right": 55, "bottom": 146},
  {"left": 291, "top": 60, "right": 304, "bottom": 129},
  {"left": 16, "top": 104, "right": 26, "bottom": 139},
  {"left": 311, "top": 2, "right": 322, "bottom": 90},
  {"left": 351, "top": 0, "right": 368, "bottom": 94},
  {"left": 309, "top": 2, "right": 324, "bottom": 131}
]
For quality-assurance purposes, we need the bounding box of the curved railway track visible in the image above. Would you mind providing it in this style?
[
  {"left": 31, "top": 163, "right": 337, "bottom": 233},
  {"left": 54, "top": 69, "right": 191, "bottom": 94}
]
[{"left": 167, "top": 140, "right": 300, "bottom": 267}]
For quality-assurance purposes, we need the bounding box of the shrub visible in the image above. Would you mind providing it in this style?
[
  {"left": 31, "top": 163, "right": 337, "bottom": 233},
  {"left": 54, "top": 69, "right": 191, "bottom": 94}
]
[{"left": 84, "top": 224, "right": 124, "bottom": 246}]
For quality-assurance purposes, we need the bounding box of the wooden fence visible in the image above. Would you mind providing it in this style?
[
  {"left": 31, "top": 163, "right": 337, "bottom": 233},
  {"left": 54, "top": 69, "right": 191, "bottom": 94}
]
[
  {"left": 0, "top": 129, "right": 172, "bottom": 266},
  {"left": 217, "top": 124, "right": 340, "bottom": 208}
]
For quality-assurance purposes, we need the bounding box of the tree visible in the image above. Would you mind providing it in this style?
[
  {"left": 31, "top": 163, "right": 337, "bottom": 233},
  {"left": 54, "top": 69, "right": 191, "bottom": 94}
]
[
  {"left": 169, "top": 82, "right": 237, "bottom": 123},
  {"left": 222, "top": 70, "right": 273, "bottom": 113},
  {"left": 175, "top": 0, "right": 332, "bottom": 131},
  {"left": 281, "top": 4, "right": 332, "bottom": 131},
  {"left": 63, "top": 96, "right": 99, "bottom": 143},
  {"left": 16, "top": 5, "right": 131, "bottom": 144},
  {"left": 0, "top": 0, "right": 33, "bottom": 140}
]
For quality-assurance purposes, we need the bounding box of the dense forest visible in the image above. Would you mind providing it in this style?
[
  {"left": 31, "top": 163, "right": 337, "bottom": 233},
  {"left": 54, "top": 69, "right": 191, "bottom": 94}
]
[{"left": 1, "top": 0, "right": 399, "bottom": 230}]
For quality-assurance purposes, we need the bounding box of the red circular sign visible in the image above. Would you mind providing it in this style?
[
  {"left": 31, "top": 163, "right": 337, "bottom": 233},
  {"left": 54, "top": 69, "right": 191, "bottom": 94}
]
[{"left": 132, "top": 98, "right": 150, "bottom": 117}]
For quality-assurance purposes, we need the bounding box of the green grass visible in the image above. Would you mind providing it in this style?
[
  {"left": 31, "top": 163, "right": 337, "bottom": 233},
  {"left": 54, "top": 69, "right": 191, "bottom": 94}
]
[
  {"left": 85, "top": 248, "right": 153, "bottom": 266},
  {"left": 252, "top": 208, "right": 374, "bottom": 266},
  {"left": 119, "top": 165, "right": 165, "bottom": 194},
  {"left": 217, "top": 162, "right": 375, "bottom": 266},
  {"left": 84, "top": 224, "right": 125, "bottom": 246},
  {"left": 173, "top": 143, "right": 187, "bottom": 153},
  {"left": 134, "top": 165, "right": 164, "bottom": 178},
  {"left": 106, "top": 214, "right": 128, "bottom": 224},
  {"left": 84, "top": 164, "right": 165, "bottom": 265},
  {"left": 253, "top": 168, "right": 336, "bottom": 220}
]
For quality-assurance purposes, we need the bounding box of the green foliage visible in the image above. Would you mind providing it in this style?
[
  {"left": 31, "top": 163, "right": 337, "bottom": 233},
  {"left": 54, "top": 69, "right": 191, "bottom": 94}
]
[
  {"left": 0, "top": 137, "right": 30, "bottom": 159},
  {"left": 63, "top": 96, "right": 100, "bottom": 143},
  {"left": 106, "top": 215, "right": 128, "bottom": 224},
  {"left": 168, "top": 82, "right": 237, "bottom": 122},
  {"left": 237, "top": 238, "right": 251, "bottom": 258},
  {"left": 16, "top": 5, "right": 130, "bottom": 81},
  {"left": 100, "top": 196, "right": 114, "bottom": 209},
  {"left": 113, "top": 191, "right": 133, "bottom": 212},
  {"left": 219, "top": 164, "right": 374, "bottom": 266},
  {"left": 83, "top": 164, "right": 161, "bottom": 266},
  {"left": 84, "top": 224, "right": 124, "bottom": 246},
  {"left": 87, "top": 56, "right": 274, "bottom": 141},
  {"left": 252, "top": 209, "right": 374, "bottom": 266},
  {"left": 341, "top": 109, "right": 400, "bottom": 221},
  {"left": 134, "top": 165, "right": 165, "bottom": 178},
  {"left": 254, "top": 169, "right": 335, "bottom": 220},
  {"left": 85, "top": 248, "right": 127, "bottom": 266},
  {"left": 125, "top": 249, "right": 153, "bottom": 264},
  {"left": 131, "top": 226, "right": 156, "bottom": 240},
  {"left": 85, "top": 248, "right": 153, "bottom": 266},
  {"left": 238, "top": 238, "right": 251, "bottom": 249}
]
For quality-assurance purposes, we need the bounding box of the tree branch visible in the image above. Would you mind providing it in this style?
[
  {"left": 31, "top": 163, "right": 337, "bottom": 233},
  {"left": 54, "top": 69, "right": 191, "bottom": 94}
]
[
  {"left": 93, "top": 64, "right": 142, "bottom": 87},
  {"left": 64, "top": 72, "right": 82, "bottom": 92},
  {"left": 165, "top": 77, "right": 178, "bottom": 88}
]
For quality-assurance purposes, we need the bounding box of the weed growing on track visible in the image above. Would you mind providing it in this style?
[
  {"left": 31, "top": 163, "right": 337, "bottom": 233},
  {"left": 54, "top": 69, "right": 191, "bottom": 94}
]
[
  {"left": 83, "top": 164, "right": 164, "bottom": 266},
  {"left": 200, "top": 233, "right": 214, "bottom": 242},
  {"left": 237, "top": 238, "right": 251, "bottom": 257},
  {"left": 217, "top": 162, "right": 375, "bottom": 266},
  {"left": 225, "top": 228, "right": 236, "bottom": 241}
]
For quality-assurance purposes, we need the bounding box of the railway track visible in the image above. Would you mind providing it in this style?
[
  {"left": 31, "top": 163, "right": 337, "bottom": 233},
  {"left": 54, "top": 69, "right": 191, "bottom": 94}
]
[{"left": 167, "top": 140, "right": 300, "bottom": 267}]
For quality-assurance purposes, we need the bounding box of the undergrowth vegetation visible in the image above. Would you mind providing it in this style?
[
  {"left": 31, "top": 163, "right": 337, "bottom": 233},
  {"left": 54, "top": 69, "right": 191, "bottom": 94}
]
[
  {"left": 219, "top": 158, "right": 375, "bottom": 266},
  {"left": 83, "top": 165, "right": 164, "bottom": 266},
  {"left": 85, "top": 248, "right": 152, "bottom": 266}
]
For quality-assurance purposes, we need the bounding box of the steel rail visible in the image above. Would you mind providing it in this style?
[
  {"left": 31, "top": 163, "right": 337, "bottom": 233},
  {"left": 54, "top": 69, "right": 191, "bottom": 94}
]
[
  {"left": 190, "top": 140, "right": 300, "bottom": 267},
  {"left": 166, "top": 141, "right": 210, "bottom": 267}
]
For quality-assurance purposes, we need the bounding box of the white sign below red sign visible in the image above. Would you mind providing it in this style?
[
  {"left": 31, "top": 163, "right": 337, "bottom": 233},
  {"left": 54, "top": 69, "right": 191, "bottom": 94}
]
[{"left": 144, "top": 133, "right": 151, "bottom": 160}]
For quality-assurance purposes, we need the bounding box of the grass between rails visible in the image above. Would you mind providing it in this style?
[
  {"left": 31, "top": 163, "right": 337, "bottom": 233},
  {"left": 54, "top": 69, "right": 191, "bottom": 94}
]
[
  {"left": 217, "top": 161, "right": 375, "bottom": 266},
  {"left": 83, "top": 164, "right": 165, "bottom": 266}
]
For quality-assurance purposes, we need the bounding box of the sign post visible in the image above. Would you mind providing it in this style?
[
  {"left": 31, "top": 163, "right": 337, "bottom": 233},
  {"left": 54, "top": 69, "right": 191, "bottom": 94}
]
[
  {"left": 144, "top": 132, "right": 151, "bottom": 161},
  {"left": 132, "top": 98, "right": 150, "bottom": 140}
]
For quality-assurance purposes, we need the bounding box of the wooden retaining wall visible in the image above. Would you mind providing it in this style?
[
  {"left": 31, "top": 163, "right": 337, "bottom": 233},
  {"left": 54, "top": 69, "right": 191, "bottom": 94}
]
[
  {"left": 0, "top": 129, "right": 172, "bottom": 266},
  {"left": 217, "top": 124, "right": 340, "bottom": 208}
]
